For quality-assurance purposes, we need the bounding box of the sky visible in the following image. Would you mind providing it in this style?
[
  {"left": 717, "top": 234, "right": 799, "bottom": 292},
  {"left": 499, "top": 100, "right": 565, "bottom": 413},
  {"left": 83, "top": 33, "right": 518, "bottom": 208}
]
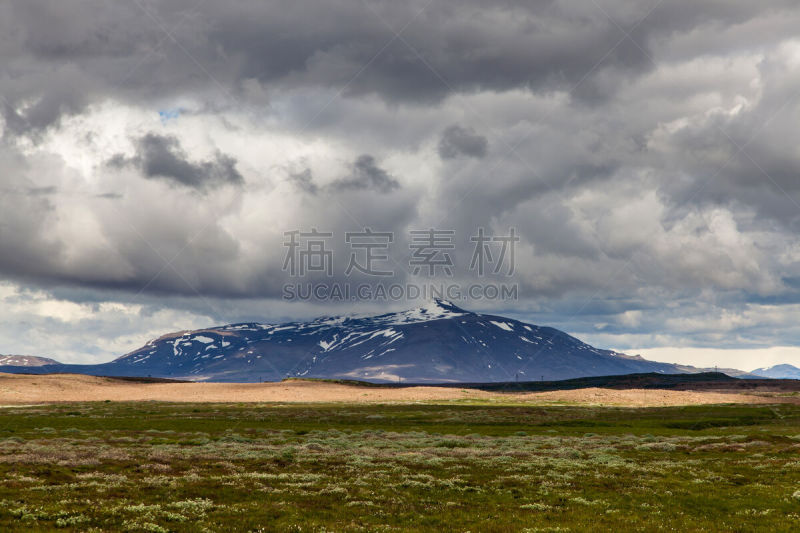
[{"left": 2, "top": 0, "right": 800, "bottom": 369}]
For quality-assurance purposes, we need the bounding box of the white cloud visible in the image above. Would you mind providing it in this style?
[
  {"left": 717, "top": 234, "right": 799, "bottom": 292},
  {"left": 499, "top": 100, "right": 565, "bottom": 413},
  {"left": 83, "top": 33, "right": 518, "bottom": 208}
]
[{"left": 0, "top": 281, "right": 214, "bottom": 363}]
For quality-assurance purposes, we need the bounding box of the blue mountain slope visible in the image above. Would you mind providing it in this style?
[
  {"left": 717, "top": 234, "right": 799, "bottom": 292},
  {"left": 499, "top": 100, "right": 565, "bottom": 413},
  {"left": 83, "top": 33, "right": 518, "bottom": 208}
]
[
  {"left": 751, "top": 364, "right": 800, "bottom": 379},
  {"left": 0, "top": 300, "right": 689, "bottom": 382}
]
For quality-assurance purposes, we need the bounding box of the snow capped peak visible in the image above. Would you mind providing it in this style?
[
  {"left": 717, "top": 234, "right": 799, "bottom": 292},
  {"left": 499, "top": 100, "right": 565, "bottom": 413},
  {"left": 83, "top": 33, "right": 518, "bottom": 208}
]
[
  {"left": 417, "top": 298, "right": 465, "bottom": 315},
  {"left": 9, "top": 299, "right": 697, "bottom": 383},
  {"left": 754, "top": 364, "right": 797, "bottom": 372},
  {"left": 373, "top": 299, "right": 468, "bottom": 325},
  {"left": 750, "top": 363, "right": 800, "bottom": 379},
  {"left": 430, "top": 298, "right": 464, "bottom": 311}
]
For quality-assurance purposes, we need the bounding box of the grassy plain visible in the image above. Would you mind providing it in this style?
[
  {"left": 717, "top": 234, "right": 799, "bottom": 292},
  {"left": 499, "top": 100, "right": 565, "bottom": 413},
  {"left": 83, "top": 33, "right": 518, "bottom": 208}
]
[{"left": 0, "top": 401, "right": 799, "bottom": 531}]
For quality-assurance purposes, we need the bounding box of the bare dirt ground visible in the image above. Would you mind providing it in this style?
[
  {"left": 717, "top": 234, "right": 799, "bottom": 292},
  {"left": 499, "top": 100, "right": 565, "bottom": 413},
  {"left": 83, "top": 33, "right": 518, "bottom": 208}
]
[{"left": 1, "top": 373, "right": 795, "bottom": 406}]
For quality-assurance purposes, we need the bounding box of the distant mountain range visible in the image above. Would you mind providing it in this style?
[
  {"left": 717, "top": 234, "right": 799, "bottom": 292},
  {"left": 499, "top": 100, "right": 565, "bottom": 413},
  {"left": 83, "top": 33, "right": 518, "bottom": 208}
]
[
  {"left": 0, "top": 355, "right": 60, "bottom": 367},
  {"left": 751, "top": 364, "right": 800, "bottom": 379},
  {"left": 0, "top": 300, "right": 793, "bottom": 382}
]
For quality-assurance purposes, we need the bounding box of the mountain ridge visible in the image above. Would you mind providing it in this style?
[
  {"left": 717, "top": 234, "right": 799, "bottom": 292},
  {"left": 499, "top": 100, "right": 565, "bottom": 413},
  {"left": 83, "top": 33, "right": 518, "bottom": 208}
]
[
  {"left": 751, "top": 363, "right": 800, "bottom": 379},
  {"left": 0, "top": 300, "right": 774, "bottom": 382}
]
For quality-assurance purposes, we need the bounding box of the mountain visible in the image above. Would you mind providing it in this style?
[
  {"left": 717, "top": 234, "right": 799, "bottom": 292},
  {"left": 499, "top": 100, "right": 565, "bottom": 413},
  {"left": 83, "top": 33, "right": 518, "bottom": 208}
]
[
  {"left": 674, "top": 364, "right": 761, "bottom": 379},
  {"left": 0, "top": 299, "right": 698, "bottom": 383},
  {"left": 0, "top": 355, "right": 61, "bottom": 366},
  {"left": 751, "top": 364, "right": 800, "bottom": 379}
]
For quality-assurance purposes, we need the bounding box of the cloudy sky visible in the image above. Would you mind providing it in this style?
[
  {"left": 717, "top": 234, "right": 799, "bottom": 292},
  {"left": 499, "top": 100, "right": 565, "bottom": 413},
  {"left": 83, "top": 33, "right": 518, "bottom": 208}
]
[{"left": 2, "top": 0, "right": 800, "bottom": 369}]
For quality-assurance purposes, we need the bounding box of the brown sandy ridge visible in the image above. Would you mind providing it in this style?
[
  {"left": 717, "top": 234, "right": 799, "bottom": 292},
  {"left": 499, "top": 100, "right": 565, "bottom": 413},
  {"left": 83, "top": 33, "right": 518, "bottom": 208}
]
[{"left": 0, "top": 373, "right": 793, "bottom": 406}]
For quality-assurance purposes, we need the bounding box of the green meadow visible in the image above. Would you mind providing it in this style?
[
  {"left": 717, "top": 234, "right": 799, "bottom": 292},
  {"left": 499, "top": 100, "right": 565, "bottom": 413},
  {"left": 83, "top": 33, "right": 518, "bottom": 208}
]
[{"left": 1, "top": 401, "right": 799, "bottom": 531}]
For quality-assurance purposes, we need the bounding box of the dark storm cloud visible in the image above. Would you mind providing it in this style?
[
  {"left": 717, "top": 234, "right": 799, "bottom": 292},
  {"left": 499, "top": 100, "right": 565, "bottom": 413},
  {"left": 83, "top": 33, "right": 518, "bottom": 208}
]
[
  {"left": 653, "top": 66, "right": 800, "bottom": 231},
  {"left": 26, "top": 186, "right": 58, "bottom": 196},
  {"left": 0, "top": 163, "right": 63, "bottom": 282},
  {"left": 95, "top": 192, "right": 123, "bottom": 200},
  {"left": 330, "top": 155, "right": 399, "bottom": 193},
  {"left": 5, "top": 0, "right": 797, "bottom": 135},
  {"left": 4, "top": 0, "right": 800, "bottom": 359},
  {"left": 438, "top": 125, "right": 488, "bottom": 160},
  {"left": 112, "top": 134, "right": 243, "bottom": 189},
  {"left": 287, "top": 168, "right": 318, "bottom": 195}
]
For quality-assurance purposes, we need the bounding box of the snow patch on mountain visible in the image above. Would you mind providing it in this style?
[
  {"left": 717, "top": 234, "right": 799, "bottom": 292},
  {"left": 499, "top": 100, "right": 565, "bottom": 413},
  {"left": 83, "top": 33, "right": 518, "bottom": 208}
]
[{"left": 374, "top": 299, "right": 466, "bottom": 325}]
